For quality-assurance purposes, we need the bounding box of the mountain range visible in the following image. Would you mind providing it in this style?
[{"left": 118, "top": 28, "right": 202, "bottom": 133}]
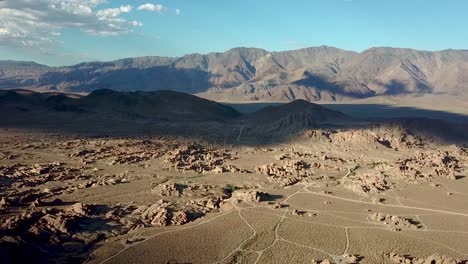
[{"left": 1, "top": 46, "right": 467, "bottom": 102}]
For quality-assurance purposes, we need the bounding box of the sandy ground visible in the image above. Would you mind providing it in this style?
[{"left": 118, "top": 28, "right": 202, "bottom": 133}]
[{"left": 0, "top": 126, "right": 467, "bottom": 264}]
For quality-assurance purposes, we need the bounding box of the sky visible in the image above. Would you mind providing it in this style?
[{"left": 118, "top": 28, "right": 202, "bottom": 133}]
[{"left": 0, "top": 0, "right": 467, "bottom": 66}]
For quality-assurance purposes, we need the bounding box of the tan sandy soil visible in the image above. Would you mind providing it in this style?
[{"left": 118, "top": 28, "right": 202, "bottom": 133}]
[{"left": 0, "top": 126, "right": 467, "bottom": 264}]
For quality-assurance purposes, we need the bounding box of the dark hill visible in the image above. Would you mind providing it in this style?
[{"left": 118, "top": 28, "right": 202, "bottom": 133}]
[
  {"left": 239, "top": 99, "right": 353, "bottom": 138},
  {"left": 80, "top": 89, "right": 241, "bottom": 121},
  {"left": 246, "top": 99, "right": 348, "bottom": 124},
  {"left": 0, "top": 89, "right": 241, "bottom": 122}
]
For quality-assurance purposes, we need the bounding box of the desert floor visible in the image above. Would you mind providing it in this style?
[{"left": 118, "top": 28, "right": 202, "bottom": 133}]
[{"left": 1, "top": 125, "right": 467, "bottom": 264}]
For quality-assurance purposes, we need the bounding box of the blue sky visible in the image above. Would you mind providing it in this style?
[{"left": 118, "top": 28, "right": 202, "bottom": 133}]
[{"left": 0, "top": 0, "right": 467, "bottom": 66}]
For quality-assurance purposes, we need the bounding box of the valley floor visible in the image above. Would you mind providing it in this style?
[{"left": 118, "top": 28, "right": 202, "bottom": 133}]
[{"left": 0, "top": 126, "right": 467, "bottom": 264}]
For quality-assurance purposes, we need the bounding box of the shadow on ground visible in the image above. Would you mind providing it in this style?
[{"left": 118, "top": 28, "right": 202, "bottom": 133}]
[
  {"left": 228, "top": 102, "right": 468, "bottom": 124},
  {"left": 322, "top": 103, "right": 468, "bottom": 124},
  {"left": 1, "top": 89, "right": 468, "bottom": 146}
]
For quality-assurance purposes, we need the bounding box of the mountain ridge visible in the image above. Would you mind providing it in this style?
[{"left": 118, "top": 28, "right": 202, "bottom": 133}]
[
  {"left": 2, "top": 46, "right": 466, "bottom": 68},
  {"left": 1, "top": 46, "right": 467, "bottom": 102}
]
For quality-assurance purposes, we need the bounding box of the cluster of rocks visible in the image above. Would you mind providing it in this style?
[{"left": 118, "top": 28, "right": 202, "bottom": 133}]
[
  {"left": 56, "top": 139, "right": 87, "bottom": 149},
  {"left": 232, "top": 190, "right": 269, "bottom": 203},
  {"left": 105, "top": 183, "right": 237, "bottom": 229},
  {"left": 152, "top": 182, "right": 231, "bottom": 199},
  {"left": 67, "top": 138, "right": 166, "bottom": 165},
  {"left": 0, "top": 197, "right": 10, "bottom": 213},
  {"left": 276, "top": 151, "right": 316, "bottom": 160},
  {"left": 108, "top": 197, "right": 223, "bottom": 231},
  {"left": 109, "top": 153, "right": 154, "bottom": 165},
  {"left": 2, "top": 202, "right": 94, "bottom": 230},
  {"left": 12, "top": 140, "right": 50, "bottom": 151},
  {"left": 343, "top": 149, "right": 465, "bottom": 195},
  {"left": 256, "top": 160, "right": 313, "bottom": 187},
  {"left": 212, "top": 164, "right": 251, "bottom": 174},
  {"left": 165, "top": 144, "right": 235, "bottom": 173},
  {"left": 70, "top": 147, "right": 158, "bottom": 165},
  {"left": 327, "top": 125, "right": 425, "bottom": 150},
  {"left": 385, "top": 253, "right": 466, "bottom": 264},
  {"left": 1, "top": 194, "right": 220, "bottom": 261},
  {"left": 1, "top": 202, "right": 101, "bottom": 250},
  {"left": 0, "top": 201, "right": 143, "bottom": 262},
  {"left": 303, "top": 129, "right": 334, "bottom": 143},
  {"left": 395, "top": 151, "right": 462, "bottom": 183},
  {"left": 344, "top": 173, "right": 392, "bottom": 195},
  {"left": 69, "top": 147, "right": 114, "bottom": 164},
  {"left": 185, "top": 196, "right": 226, "bottom": 212},
  {"left": 311, "top": 254, "right": 360, "bottom": 264},
  {"left": 153, "top": 183, "right": 184, "bottom": 197},
  {"left": 73, "top": 175, "right": 129, "bottom": 190},
  {"left": 139, "top": 201, "right": 190, "bottom": 226},
  {"left": 0, "top": 150, "right": 18, "bottom": 160},
  {"left": 369, "top": 213, "right": 420, "bottom": 230},
  {"left": 268, "top": 176, "right": 302, "bottom": 187},
  {"left": 1, "top": 189, "right": 47, "bottom": 211},
  {"left": 256, "top": 160, "right": 311, "bottom": 176},
  {"left": 0, "top": 162, "right": 126, "bottom": 216},
  {"left": 275, "top": 150, "right": 346, "bottom": 172},
  {"left": 456, "top": 146, "right": 468, "bottom": 157},
  {"left": 0, "top": 162, "right": 88, "bottom": 188},
  {"left": 1, "top": 175, "right": 129, "bottom": 218}
]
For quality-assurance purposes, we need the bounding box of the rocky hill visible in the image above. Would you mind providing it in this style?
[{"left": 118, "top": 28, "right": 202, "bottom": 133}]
[
  {"left": 236, "top": 99, "right": 352, "bottom": 139},
  {"left": 1, "top": 46, "right": 467, "bottom": 102}
]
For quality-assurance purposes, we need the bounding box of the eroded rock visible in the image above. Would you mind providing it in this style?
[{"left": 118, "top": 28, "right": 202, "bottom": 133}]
[
  {"left": 344, "top": 173, "right": 392, "bottom": 195},
  {"left": 385, "top": 253, "right": 466, "bottom": 264},
  {"left": 369, "top": 213, "right": 420, "bottom": 230},
  {"left": 165, "top": 144, "right": 235, "bottom": 173},
  {"left": 394, "top": 151, "right": 462, "bottom": 183},
  {"left": 232, "top": 190, "right": 269, "bottom": 203}
]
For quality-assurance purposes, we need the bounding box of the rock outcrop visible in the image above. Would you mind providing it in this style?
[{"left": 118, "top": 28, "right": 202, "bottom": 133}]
[
  {"left": 369, "top": 213, "right": 420, "bottom": 230},
  {"left": 385, "top": 253, "right": 466, "bottom": 264}
]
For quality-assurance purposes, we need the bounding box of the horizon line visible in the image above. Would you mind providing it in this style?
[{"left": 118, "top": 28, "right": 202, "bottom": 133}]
[{"left": 2, "top": 45, "right": 467, "bottom": 68}]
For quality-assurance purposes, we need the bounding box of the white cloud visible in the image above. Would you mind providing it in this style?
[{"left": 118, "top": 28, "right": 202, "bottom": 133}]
[
  {"left": 97, "top": 5, "right": 132, "bottom": 18},
  {"left": 131, "top": 21, "right": 143, "bottom": 27},
  {"left": 137, "top": 3, "right": 164, "bottom": 13},
  {"left": 0, "top": 0, "right": 142, "bottom": 49},
  {"left": 175, "top": 9, "right": 180, "bottom": 15}
]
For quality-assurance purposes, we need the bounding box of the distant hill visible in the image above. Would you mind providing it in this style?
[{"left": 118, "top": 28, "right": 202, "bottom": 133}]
[
  {"left": 240, "top": 99, "right": 352, "bottom": 137},
  {"left": 1, "top": 89, "right": 467, "bottom": 143},
  {"left": 0, "top": 89, "right": 240, "bottom": 122},
  {"left": 0, "top": 89, "right": 353, "bottom": 138},
  {"left": 1, "top": 46, "right": 467, "bottom": 102},
  {"left": 244, "top": 99, "right": 348, "bottom": 123}
]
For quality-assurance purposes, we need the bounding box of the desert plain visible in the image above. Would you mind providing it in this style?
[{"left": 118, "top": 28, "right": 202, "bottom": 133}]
[{"left": 1, "top": 90, "right": 467, "bottom": 264}]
